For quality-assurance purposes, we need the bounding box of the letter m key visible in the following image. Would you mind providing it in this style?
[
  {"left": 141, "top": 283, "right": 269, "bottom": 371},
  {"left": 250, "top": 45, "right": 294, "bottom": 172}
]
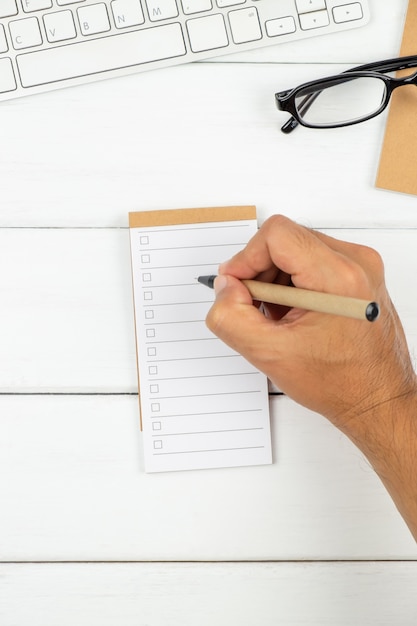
[{"left": 146, "top": 0, "right": 178, "bottom": 22}]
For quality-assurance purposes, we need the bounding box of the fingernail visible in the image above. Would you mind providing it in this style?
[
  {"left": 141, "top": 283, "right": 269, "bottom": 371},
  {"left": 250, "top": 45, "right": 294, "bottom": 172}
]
[{"left": 214, "top": 274, "right": 228, "bottom": 295}]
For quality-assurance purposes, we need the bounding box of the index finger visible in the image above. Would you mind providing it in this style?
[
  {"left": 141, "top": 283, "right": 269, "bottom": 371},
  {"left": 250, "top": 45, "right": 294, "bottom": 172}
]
[{"left": 220, "top": 215, "right": 375, "bottom": 298}]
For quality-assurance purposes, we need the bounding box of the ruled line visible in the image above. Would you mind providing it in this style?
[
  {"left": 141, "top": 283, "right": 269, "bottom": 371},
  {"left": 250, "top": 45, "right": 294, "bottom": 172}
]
[
  {"left": 149, "top": 409, "right": 262, "bottom": 419},
  {"left": 150, "top": 390, "right": 261, "bottom": 400},
  {"left": 145, "top": 338, "right": 216, "bottom": 345},
  {"left": 146, "top": 355, "right": 238, "bottom": 363},
  {"left": 139, "top": 243, "right": 247, "bottom": 252},
  {"left": 140, "top": 283, "right": 198, "bottom": 288},
  {"left": 137, "top": 263, "right": 216, "bottom": 270},
  {"left": 138, "top": 224, "right": 250, "bottom": 234},
  {"left": 143, "top": 301, "right": 213, "bottom": 307},
  {"left": 152, "top": 428, "right": 263, "bottom": 437},
  {"left": 153, "top": 446, "right": 265, "bottom": 456},
  {"left": 148, "top": 372, "right": 258, "bottom": 381},
  {"left": 144, "top": 319, "right": 206, "bottom": 326}
]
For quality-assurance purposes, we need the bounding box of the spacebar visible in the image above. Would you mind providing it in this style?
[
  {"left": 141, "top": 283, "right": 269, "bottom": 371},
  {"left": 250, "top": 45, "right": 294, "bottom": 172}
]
[{"left": 17, "top": 24, "right": 186, "bottom": 88}]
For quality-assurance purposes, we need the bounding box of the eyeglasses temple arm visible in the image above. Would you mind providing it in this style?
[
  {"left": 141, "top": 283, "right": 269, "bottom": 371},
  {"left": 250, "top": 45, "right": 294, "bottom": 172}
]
[{"left": 348, "top": 55, "right": 417, "bottom": 74}]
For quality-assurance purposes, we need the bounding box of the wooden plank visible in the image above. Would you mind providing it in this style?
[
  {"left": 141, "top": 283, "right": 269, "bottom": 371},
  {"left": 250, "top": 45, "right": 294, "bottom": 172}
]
[
  {"left": 0, "top": 394, "right": 415, "bottom": 561},
  {"left": 0, "top": 228, "right": 415, "bottom": 392},
  {"left": 1, "top": 562, "right": 416, "bottom": 626},
  {"left": 0, "top": 62, "right": 416, "bottom": 229},
  {"left": 0, "top": 228, "right": 137, "bottom": 392}
]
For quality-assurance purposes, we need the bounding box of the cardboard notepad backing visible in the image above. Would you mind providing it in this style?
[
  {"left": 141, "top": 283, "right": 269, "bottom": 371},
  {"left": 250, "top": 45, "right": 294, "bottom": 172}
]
[{"left": 376, "top": 0, "right": 417, "bottom": 195}]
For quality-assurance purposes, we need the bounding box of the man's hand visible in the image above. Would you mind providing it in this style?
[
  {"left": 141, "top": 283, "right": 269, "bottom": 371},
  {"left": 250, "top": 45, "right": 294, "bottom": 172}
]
[{"left": 206, "top": 215, "right": 417, "bottom": 539}]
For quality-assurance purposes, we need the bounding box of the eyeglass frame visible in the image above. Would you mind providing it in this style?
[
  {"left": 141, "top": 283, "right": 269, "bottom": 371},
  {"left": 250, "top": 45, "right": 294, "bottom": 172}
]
[{"left": 275, "top": 55, "right": 417, "bottom": 134}]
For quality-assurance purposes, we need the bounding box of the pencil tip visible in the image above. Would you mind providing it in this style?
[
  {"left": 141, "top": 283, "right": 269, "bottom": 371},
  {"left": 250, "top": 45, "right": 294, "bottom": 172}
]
[{"left": 197, "top": 275, "right": 216, "bottom": 288}]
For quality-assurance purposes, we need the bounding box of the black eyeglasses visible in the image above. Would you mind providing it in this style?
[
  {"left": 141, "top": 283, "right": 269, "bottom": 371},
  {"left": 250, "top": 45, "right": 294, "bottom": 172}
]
[{"left": 275, "top": 55, "right": 417, "bottom": 134}]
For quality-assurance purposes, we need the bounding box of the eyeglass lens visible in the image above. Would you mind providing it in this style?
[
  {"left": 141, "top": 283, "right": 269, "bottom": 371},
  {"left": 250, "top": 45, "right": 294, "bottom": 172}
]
[{"left": 295, "top": 76, "right": 387, "bottom": 127}]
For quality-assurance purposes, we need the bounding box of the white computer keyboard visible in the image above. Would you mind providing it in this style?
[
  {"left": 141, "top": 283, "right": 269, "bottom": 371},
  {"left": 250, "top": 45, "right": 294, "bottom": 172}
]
[{"left": 0, "top": 0, "right": 370, "bottom": 102}]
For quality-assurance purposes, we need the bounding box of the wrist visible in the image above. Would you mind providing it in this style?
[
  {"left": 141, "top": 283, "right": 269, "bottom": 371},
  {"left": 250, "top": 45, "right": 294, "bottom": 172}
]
[
  {"left": 340, "top": 377, "right": 417, "bottom": 538},
  {"left": 337, "top": 374, "right": 417, "bottom": 460}
]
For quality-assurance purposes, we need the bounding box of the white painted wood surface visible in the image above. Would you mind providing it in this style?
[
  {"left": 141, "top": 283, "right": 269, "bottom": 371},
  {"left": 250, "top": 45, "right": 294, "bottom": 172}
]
[
  {"left": 1, "top": 393, "right": 416, "bottom": 561},
  {"left": 1, "top": 228, "right": 416, "bottom": 394},
  {"left": 1, "top": 0, "right": 416, "bottom": 621},
  {"left": 4, "top": 59, "right": 417, "bottom": 229},
  {"left": 2, "top": 562, "right": 417, "bottom": 626}
]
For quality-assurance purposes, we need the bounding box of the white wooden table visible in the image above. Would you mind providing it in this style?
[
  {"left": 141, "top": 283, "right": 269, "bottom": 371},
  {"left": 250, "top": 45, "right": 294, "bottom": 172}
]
[{"left": 1, "top": 2, "right": 417, "bottom": 623}]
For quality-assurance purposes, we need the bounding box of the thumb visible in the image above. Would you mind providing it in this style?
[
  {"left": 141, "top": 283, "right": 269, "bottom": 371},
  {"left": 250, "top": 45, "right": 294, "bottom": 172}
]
[{"left": 206, "top": 275, "right": 274, "bottom": 358}]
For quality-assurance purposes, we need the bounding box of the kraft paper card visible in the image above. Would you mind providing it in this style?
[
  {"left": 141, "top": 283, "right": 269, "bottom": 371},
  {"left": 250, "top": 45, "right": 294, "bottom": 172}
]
[
  {"left": 376, "top": 0, "right": 417, "bottom": 195},
  {"left": 129, "top": 206, "right": 272, "bottom": 473}
]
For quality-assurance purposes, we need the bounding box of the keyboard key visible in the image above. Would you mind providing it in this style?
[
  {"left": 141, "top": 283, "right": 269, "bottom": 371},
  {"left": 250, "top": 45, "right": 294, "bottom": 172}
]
[
  {"left": 57, "top": 0, "right": 85, "bottom": 4},
  {"left": 299, "top": 9, "right": 329, "bottom": 29},
  {"left": 266, "top": 16, "right": 296, "bottom": 37},
  {"left": 0, "top": 58, "right": 17, "bottom": 93},
  {"left": 0, "top": 0, "right": 18, "bottom": 18},
  {"left": 296, "top": 0, "right": 326, "bottom": 13},
  {"left": 9, "top": 17, "right": 43, "bottom": 50},
  {"left": 181, "top": 0, "right": 212, "bottom": 15},
  {"left": 228, "top": 7, "right": 261, "bottom": 44},
  {"left": 146, "top": 0, "right": 179, "bottom": 22},
  {"left": 22, "top": 0, "right": 53, "bottom": 12},
  {"left": 333, "top": 2, "right": 363, "bottom": 23},
  {"left": 78, "top": 3, "right": 111, "bottom": 35},
  {"left": 17, "top": 23, "right": 186, "bottom": 87},
  {"left": 216, "top": 0, "right": 245, "bottom": 6},
  {"left": 0, "top": 25, "right": 8, "bottom": 53},
  {"left": 44, "top": 10, "right": 77, "bottom": 42},
  {"left": 111, "top": 0, "right": 145, "bottom": 28},
  {"left": 186, "top": 14, "right": 228, "bottom": 52}
]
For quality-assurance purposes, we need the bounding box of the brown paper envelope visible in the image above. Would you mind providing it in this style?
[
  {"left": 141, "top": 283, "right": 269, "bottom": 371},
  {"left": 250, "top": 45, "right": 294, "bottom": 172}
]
[{"left": 376, "top": 1, "right": 417, "bottom": 195}]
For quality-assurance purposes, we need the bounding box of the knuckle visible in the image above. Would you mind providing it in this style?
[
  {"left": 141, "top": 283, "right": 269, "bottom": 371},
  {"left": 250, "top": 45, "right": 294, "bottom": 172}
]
[
  {"left": 263, "top": 214, "right": 291, "bottom": 233},
  {"left": 341, "top": 260, "right": 364, "bottom": 291},
  {"left": 360, "top": 244, "right": 384, "bottom": 274},
  {"left": 338, "top": 246, "right": 384, "bottom": 296}
]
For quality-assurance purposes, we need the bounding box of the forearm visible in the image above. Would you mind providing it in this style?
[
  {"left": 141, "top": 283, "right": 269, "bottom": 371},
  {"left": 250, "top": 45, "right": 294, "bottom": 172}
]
[{"left": 341, "top": 383, "right": 417, "bottom": 541}]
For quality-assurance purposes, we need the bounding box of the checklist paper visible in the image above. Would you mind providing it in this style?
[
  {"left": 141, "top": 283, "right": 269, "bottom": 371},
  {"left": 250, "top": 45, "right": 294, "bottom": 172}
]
[{"left": 129, "top": 206, "right": 272, "bottom": 473}]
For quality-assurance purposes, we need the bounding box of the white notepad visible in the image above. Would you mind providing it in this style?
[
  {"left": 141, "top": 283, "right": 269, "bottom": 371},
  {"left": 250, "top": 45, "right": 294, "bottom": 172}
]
[{"left": 129, "top": 206, "right": 272, "bottom": 473}]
